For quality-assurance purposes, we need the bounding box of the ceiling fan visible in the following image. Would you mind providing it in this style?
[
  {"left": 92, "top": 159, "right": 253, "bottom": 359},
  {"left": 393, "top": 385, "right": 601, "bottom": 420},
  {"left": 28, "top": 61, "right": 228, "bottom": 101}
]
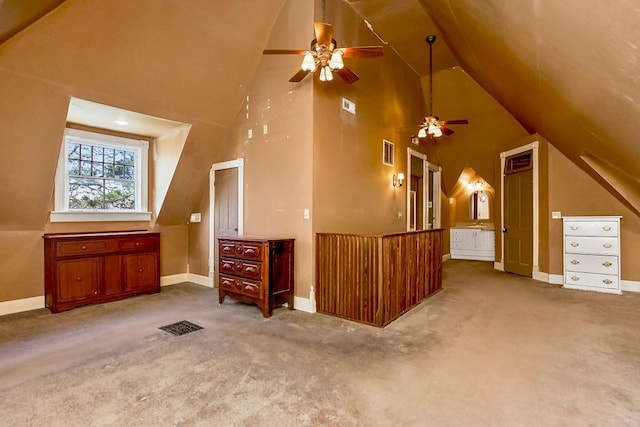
[
  {"left": 262, "top": 20, "right": 383, "bottom": 84},
  {"left": 418, "top": 35, "right": 468, "bottom": 139}
]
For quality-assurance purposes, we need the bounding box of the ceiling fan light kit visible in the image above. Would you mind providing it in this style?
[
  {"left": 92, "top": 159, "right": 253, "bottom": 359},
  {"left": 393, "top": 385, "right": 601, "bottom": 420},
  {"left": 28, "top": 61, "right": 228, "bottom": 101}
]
[
  {"left": 263, "top": 20, "right": 383, "bottom": 84},
  {"left": 418, "top": 35, "right": 469, "bottom": 140}
]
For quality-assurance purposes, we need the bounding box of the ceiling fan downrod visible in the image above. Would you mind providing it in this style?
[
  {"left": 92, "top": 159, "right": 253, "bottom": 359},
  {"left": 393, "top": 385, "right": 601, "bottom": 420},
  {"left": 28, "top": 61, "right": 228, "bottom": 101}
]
[{"left": 427, "top": 35, "right": 436, "bottom": 117}]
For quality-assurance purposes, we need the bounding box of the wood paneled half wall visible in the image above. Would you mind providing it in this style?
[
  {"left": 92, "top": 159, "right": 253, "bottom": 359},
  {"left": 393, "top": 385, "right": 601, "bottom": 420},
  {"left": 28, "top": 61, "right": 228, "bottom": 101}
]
[{"left": 316, "top": 230, "right": 443, "bottom": 327}]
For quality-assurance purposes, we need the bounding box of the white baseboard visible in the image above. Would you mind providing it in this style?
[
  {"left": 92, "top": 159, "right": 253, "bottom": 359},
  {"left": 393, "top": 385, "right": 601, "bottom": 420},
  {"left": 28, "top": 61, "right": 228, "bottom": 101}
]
[
  {"left": 621, "top": 280, "right": 640, "bottom": 293},
  {"left": 443, "top": 253, "right": 451, "bottom": 262},
  {"left": 0, "top": 295, "right": 44, "bottom": 316},
  {"left": 188, "top": 273, "right": 214, "bottom": 288},
  {"left": 160, "top": 273, "right": 189, "bottom": 287},
  {"left": 161, "top": 273, "right": 213, "bottom": 288},
  {"left": 294, "top": 296, "right": 315, "bottom": 313},
  {"left": 532, "top": 266, "right": 548, "bottom": 283},
  {"left": 494, "top": 261, "right": 504, "bottom": 271},
  {"left": 549, "top": 274, "right": 564, "bottom": 285}
]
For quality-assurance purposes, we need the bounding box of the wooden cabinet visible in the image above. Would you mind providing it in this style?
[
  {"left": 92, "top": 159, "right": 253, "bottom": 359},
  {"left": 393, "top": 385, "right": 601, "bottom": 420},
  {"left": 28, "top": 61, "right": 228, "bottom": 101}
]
[
  {"left": 563, "top": 216, "right": 622, "bottom": 295},
  {"left": 44, "top": 231, "right": 160, "bottom": 313},
  {"left": 218, "top": 237, "right": 294, "bottom": 317},
  {"left": 450, "top": 227, "right": 495, "bottom": 261}
]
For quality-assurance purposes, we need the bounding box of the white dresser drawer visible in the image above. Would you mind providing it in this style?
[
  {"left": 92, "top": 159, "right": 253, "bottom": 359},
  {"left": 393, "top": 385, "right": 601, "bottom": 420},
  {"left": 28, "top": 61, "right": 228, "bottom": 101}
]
[
  {"left": 564, "top": 221, "right": 618, "bottom": 237},
  {"left": 564, "top": 236, "right": 619, "bottom": 255},
  {"left": 564, "top": 271, "right": 619, "bottom": 290},
  {"left": 564, "top": 253, "right": 619, "bottom": 275}
]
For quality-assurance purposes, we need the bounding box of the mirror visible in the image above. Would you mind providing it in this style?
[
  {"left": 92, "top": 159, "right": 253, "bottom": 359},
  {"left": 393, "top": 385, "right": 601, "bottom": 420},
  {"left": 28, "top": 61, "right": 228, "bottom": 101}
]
[{"left": 470, "top": 190, "right": 490, "bottom": 220}]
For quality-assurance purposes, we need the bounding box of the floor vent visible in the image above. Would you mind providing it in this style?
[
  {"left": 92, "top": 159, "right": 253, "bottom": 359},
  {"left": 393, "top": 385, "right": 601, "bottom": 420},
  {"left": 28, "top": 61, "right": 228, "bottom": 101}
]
[{"left": 159, "top": 320, "right": 203, "bottom": 336}]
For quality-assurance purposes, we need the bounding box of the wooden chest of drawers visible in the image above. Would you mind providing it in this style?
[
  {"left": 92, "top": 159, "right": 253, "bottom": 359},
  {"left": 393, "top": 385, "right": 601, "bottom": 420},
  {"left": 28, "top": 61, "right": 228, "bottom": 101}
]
[
  {"left": 563, "top": 216, "right": 622, "bottom": 295},
  {"left": 44, "top": 231, "right": 160, "bottom": 313},
  {"left": 218, "top": 237, "right": 294, "bottom": 317}
]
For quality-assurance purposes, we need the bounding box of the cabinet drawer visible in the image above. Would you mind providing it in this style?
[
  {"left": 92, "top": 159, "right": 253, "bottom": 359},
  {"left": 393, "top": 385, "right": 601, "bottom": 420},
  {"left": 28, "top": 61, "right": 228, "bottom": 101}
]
[
  {"left": 118, "top": 237, "right": 158, "bottom": 251},
  {"left": 219, "top": 274, "right": 263, "bottom": 299},
  {"left": 564, "top": 221, "right": 618, "bottom": 237},
  {"left": 219, "top": 241, "right": 262, "bottom": 260},
  {"left": 57, "top": 240, "right": 107, "bottom": 257},
  {"left": 565, "top": 254, "right": 619, "bottom": 275},
  {"left": 219, "top": 257, "right": 262, "bottom": 280},
  {"left": 564, "top": 236, "right": 619, "bottom": 255},
  {"left": 565, "top": 272, "right": 619, "bottom": 290}
]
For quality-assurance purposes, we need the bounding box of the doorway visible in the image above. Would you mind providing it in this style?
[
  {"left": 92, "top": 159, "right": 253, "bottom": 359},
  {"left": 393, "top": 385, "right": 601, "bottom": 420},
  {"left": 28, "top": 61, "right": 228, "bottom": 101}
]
[
  {"left": 499, "top": 142, "right": 540, "bottom": 278},
  {"left": 209, "top": 158, "right": 244, "bottom": 285},
  {"left": 503, "top": 151, "right": 533, "bottom": 276},
  {"left": 407, "top": 148, "right": 441, "bottom": 231}
]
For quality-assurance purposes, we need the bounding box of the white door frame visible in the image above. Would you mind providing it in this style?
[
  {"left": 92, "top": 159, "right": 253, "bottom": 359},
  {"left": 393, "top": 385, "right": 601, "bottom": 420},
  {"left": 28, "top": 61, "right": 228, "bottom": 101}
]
[
  {"left": 407, "top": 148, "right": 426, "bottom": 231},
  {"left": 209, "top": 158, "right": 244, "bottom": 276},
  {"left": 498, "top": 141, "right": 542, "bottom": 280},
  {"left": 427, "top": 161, "right": 442, "bottom": 229}
]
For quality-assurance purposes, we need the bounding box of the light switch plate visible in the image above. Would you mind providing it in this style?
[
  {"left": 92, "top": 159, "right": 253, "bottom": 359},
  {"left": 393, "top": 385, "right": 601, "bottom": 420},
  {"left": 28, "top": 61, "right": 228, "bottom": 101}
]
[
  {"left": 190, "top": 213, "right": 202, "bottom": 223},
  {"left": 552, "top": 211, "right": 562, "bottom": 219},
  {"left": 303, "top": 209, "right": 310, "bottom": 219},
  {"left": 342, "top": 97, "right": 356, "bottom": 114}
]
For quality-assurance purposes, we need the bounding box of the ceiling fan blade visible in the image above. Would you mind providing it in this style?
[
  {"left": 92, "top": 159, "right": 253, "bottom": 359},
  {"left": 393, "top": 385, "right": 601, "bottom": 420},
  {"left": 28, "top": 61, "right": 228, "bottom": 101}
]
[
  {"left": 441, "top": 119, "right": 469, "bottom": 125},
  {"left": 341, "top": 46, "right": 384, "bottom": 58},
  {"left": 289, "top": 69, "right": 311, "bottom": 83},
  {"left": 263, "top": 49, "right": 307, "bottom": 55},
  {"left": 441, "top": 127, "right": 455, "bottom": 136},
  {"left": 336, "top": 67, "right": 359, "bottom": 84},
  {"left": 314, "top": 22, "right": 333, "bottom": 47}
]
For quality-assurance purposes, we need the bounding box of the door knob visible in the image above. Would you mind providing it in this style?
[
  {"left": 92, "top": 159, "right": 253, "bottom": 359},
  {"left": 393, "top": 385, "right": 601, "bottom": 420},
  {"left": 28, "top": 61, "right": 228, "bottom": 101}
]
[{"left": 502, "top": 228, "right": 508, "bottom": 233}]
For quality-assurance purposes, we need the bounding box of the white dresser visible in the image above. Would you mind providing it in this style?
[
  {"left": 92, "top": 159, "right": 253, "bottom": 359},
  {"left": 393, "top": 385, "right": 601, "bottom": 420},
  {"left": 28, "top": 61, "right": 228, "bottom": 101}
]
[
  {"left": 563, "top": 216, "right": 622, "bottom": 295},
  {"left": 450, "top": 227, "right": 495, "bottom": 261}
]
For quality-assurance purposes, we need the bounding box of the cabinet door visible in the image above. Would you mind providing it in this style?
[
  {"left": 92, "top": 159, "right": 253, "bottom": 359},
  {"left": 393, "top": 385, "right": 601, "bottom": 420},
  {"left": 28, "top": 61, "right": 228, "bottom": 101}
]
[
  {"left": 57, "top": 258, "right": 101, "bottom": 302},
  {"left": 123, "top": 253, "right": 158, "bottom": 292}
]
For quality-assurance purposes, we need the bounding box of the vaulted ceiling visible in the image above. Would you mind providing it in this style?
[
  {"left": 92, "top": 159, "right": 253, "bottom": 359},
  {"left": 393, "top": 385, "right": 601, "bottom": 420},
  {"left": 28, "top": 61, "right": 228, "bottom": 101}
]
[{"left": 2, "top": 0, "right": 639, "bottom": 214}]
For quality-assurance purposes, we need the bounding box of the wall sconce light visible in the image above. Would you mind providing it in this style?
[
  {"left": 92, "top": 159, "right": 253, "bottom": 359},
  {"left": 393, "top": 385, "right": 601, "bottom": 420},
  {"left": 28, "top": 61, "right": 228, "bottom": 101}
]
[{"left": 393, "top": 173, "right": 405, "bottom": 188}]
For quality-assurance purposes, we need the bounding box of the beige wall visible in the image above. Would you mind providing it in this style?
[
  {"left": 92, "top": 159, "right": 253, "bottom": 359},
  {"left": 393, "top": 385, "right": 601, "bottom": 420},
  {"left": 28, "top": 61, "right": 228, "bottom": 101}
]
[
  {"left": 313, "top": 1, "right": 426, "bottom": 236},
  {"left": 207, "top": 0, "right": 314, "bottom": 298},
  {"left": 547, "top": 144, "right": 640, "bottom": 280}
]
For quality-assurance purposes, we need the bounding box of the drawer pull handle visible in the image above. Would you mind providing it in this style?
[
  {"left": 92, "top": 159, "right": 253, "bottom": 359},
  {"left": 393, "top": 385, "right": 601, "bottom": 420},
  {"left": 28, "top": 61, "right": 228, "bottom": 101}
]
[
  {"left": 135, "top": 241, "right": 141, "bottom": 246},
  {"left": 81, "top": 245, "right": 87, "bottom": 250},
  {"left": 570, "top": 260, "right": 580, "bottom": 265},
  {"left": 570, "top": 242, "right": 579, "bottom": 247},
  {"left": 603, "top": 226, "right": 612, "bottom": 231},
  {"left": 570, "top": 226, "right": 579, "bottom": 231},
  {"left": 571, "top": 276, "right": 580, "bottom": 281},
  {"left": 138, "top": 268, "right": 144, "bottom": 273},
  {"left": 603, "top": 243, "right": 612, "bottom": 249},
  {"left": 76, "top": 276, "right": 83, "bottom": 281},
  {"left": 602, "top": 261, "right": 612, "bottom": 267},
  {"left": 602, "top": 279, "right": 613, "bottom": 285}
]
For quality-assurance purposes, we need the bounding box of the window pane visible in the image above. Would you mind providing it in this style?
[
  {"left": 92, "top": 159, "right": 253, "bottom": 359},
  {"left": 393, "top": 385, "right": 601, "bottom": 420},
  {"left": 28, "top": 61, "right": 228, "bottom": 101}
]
[
  {"left": 67, "top": 143, "right": 81, "bottom": 159},
  {"left": 115, "top": 150, "right": 125, "bottom": 165},
  {"left": 104, "top": 180, "right": 135, "bottom": 210},
  {"left": 104, "top": 164, "right": 115, "bottom": 178},
  {"left": 92, "top": 146, "right": 104, "bottom": 162},
  {"left": 67, "top": 159, "right": 80, "bottom": 175},
  {"left": 124, "top": 151, "right": 135, "bottom": 165},
  {"left": 81, "top": 145, "right": 92, "bottom": 161},
  {"left": 92, "top": 163, "right": 104, "bottom": 177},
  {"left": 104, "top": 148, "right": 115, "bottom": 164},
  {"left": 80, "top": 160, "right": 92, "bottom": 177},
  {"left": 114, "top": 164, "right": 124, "bottom": 179},
  {"left": 124, "top": 165, "right": 135, "bottom": 180},
  {"left": 68, "top": 178, "right": 105, "bottom": 209}
]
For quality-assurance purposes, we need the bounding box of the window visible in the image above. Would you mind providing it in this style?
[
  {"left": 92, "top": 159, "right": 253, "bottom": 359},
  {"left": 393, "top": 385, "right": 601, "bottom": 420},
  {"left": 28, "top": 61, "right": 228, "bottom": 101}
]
[
  {"left": 383, "top": 139, "right": 394, "bottom": 166},
  {"left": 51, "top": 128, "right": 151, "bottom": 222}
]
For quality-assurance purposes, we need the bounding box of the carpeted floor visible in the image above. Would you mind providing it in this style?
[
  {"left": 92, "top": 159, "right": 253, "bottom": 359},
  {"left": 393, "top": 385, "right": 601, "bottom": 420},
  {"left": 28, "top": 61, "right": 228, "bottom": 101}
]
[{"left": 1, "top": 260, "right": 639, "bottom": 426}]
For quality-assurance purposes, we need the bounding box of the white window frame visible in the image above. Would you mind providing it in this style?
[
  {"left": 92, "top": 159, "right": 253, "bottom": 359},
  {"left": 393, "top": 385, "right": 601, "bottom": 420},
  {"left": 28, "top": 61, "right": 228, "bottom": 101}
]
[
  {"left": 382, "top": 139, "right": 395, "bottom": 166},
  {"left": 50, "top": 128, "right": 151, "bottom": 222}
]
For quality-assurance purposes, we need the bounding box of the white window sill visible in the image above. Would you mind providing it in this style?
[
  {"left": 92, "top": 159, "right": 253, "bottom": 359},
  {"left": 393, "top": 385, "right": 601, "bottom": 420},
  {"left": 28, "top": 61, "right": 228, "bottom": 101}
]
[{"left": 50, "top": 211, "right": 152, "bottom": 223}]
